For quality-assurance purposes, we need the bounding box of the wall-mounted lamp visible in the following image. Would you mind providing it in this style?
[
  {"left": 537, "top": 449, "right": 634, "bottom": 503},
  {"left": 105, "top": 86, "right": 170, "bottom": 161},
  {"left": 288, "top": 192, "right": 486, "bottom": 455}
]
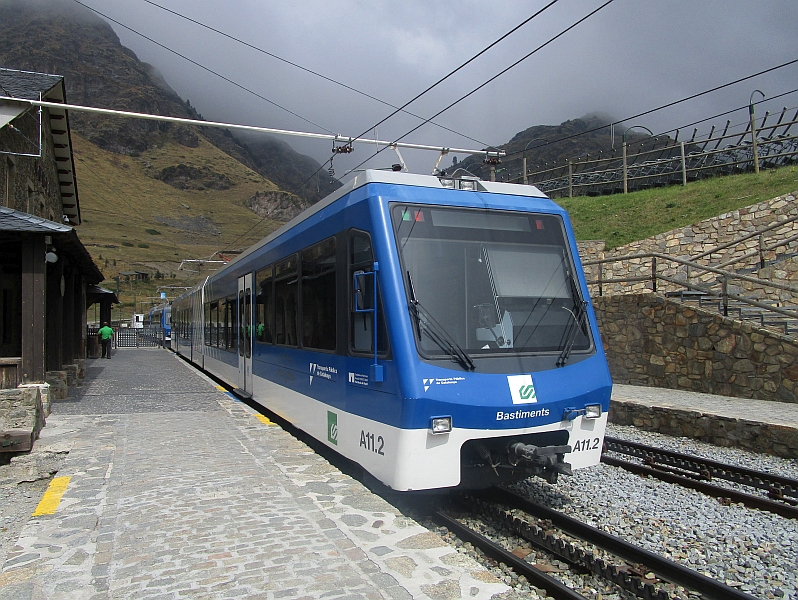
[{"left": 45, "top": 251, "right": 58, "bottom": 263}]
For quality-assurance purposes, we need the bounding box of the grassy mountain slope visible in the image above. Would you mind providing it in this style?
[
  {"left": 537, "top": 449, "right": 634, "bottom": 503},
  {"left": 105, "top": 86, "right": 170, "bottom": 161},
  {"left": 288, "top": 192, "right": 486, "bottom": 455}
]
[
  {"left": 560, "top": 165, "right": 798, "bottom": 249},
  {"left": 73, "top": 132, "right": 284, "bottom": 276}
]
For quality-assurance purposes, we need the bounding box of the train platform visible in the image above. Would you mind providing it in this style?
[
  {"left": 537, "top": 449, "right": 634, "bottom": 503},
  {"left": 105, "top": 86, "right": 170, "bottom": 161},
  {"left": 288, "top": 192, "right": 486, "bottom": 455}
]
[
  {"left": 0, "top": 349, "right": 510, "bottom": 600},
  {"left": 610, "top": 383, "right": 798, "bottom": 458}
]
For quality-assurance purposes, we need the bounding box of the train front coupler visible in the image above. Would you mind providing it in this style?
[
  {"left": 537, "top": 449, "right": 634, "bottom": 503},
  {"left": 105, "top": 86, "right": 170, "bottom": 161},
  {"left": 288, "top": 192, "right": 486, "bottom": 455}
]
[{"left": 509, "top": 442, "right": 573, "bottom": 484}]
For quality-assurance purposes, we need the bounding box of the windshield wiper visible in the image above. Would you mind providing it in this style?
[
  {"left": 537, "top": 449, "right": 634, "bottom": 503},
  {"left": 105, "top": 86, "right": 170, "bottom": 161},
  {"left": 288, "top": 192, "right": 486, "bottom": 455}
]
[
  {"left": 407, "top": 272, "right": 475, "bottom": 371},
  {"left": 556, "top": 270, "right": 589, "bottom": 367}
]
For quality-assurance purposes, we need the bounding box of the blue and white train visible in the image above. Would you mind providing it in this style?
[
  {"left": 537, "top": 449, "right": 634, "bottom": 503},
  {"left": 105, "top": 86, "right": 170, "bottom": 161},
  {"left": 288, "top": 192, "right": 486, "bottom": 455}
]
[
  {"left": 148, "top": 302, "right": 172, "bottom": 348},
  {"left": 171, "top": 170, "right": 612, "bottom": 491}
]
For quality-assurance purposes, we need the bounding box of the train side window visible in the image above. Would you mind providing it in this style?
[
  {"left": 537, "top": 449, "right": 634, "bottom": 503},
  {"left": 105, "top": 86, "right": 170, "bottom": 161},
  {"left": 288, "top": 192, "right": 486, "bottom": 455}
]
[
  {"left": 349, "top": 231, "right": 387, "bottom": 355},
  {"left": 205, "top": 302, "right": 213, "bottom": 346},
  {"left": 255, "top": 265, "right": 274, "bottom": 344},
  {"left": 239, "top": 290, "right": 245, "bottom": 357},
  {"left": 301, "top": 238, "right": 336, "bottom": 351},
  {"left": 226, "top": 296, "right": 238, "bottom": 353},
  {"left": 209, "top": 301, "right": 219, "bottom": 347},
  {"left": 274, "top": 256, "right": 298, "bottom": 347},
  {"left": 216, "top": 298, "right": 228, "bottom": 350}
]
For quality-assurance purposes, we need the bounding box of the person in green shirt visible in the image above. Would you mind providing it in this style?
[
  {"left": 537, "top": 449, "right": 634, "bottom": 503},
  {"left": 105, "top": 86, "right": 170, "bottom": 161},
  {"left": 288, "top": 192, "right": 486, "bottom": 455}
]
[{"left": 98, "top": 322, "right": 114, "bottom": 359}]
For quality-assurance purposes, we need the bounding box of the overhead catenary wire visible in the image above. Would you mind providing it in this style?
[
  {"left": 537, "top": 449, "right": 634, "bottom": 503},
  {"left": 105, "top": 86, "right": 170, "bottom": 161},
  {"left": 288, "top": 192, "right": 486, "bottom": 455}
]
[
  {"left": 651, "top": 88, "right": 798, "bottom": 144},
  {"left": 49, "top": 0, "right": 561, "bottom": 253},
  {"left": 71, "top": 0, "right": 334, "bottom": 135},
  {"left": 499, "top": 58, "right": 798, "bottom": 162},
  {"left": 347, "top": 0, "right": 617, "bottom": 174},
  {"left": 34, "top": 3, "right": 794, "bottom": 253},
  {"left": 347, "top": 0, "right": 561, "bottom": 148},
  {"left": 132, "top": 0, "right": 492, "bottom": 149},
  {"left": 221, "top": 1, "right": 596, "bottom": 252}
]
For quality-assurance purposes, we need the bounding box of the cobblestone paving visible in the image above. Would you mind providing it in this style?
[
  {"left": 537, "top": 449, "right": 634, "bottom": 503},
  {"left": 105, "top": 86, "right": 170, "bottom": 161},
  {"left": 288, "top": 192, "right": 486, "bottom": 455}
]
[{"left": 0, "top": 350, "right": 509, "bottom": 599}]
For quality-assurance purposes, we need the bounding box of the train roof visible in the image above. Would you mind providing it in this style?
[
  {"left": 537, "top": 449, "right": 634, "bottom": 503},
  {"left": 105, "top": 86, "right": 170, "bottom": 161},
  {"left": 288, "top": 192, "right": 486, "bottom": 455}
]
[{"left": 225, "top": 170, "right": 549, "bottom": 271}]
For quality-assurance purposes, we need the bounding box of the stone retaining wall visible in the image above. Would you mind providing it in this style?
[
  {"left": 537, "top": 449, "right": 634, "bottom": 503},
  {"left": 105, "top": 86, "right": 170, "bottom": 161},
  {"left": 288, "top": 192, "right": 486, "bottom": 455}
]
[
  {"left": 582, "top": 190, "right": 798, "bottom": 297},
  {"left": 0, "top": 386, "right": 45, "bottom": 453},
  {"left": 593, "top": 293, "right": 798, "bottom": 402},
  {"left": 46, "top": 371, "right": 68, "bottom": 400},
  {"left": 609, "top": 400, "right": 798, "bottom": 458},
  {"left": 737, "top": 256, "right": 798, "bottom": 305}
]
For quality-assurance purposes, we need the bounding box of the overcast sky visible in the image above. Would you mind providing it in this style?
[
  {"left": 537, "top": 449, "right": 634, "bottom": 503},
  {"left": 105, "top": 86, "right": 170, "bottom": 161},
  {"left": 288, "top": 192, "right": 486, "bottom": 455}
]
[{"left": 77, "top": 0, "right": 798, "bottom": 176}]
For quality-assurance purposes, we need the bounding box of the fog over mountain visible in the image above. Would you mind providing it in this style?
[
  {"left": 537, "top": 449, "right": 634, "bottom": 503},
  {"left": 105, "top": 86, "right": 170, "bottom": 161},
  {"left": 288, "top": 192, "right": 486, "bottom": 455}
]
[{"left": 3, "top": 0, "right": 797, "bottom": 177}]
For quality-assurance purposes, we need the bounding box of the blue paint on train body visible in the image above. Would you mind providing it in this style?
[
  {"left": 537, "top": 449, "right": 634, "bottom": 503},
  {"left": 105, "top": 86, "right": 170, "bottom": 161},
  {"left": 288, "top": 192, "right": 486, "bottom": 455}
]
[
  {"left": 235, "top": 180, "right": 612, "bottom": 430},
  {"left": 172, "top": 171, "right": 612, "bottom": 489}
]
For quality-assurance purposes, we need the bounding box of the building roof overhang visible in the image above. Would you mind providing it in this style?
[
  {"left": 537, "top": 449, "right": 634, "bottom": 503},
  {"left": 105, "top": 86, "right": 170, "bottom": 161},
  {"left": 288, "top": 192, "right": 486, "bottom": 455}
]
[
  {"left": 0, "top": 68, "right": 81, "bottom": 226},
  {"left": 0, "top": 207, "right": 103, "bottom": 283},
  {"left": 87, "top": 284, "right": 120, "bottom": 305}
]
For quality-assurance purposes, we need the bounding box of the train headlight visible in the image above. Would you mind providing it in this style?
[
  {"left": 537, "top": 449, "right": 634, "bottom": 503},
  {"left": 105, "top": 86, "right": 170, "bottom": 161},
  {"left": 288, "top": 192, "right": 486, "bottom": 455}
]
[
  {"left": 563, "top": 404, "right": 603, "bottom": 421},
  {"left": 438, "top": 177, "right": 479, "bottom": 191},
  {"left": 430, "top": 416, "right": 452, "bottom": 435},
  {"left": 585, "top": 404, "right": 602, "bottom": 419}
]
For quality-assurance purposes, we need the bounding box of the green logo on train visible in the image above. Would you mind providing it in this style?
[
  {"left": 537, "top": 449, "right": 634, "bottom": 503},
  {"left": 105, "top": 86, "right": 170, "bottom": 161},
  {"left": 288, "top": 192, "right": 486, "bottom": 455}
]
[{"left": 327, "top": 411, "right": 338, "bottom": 445}]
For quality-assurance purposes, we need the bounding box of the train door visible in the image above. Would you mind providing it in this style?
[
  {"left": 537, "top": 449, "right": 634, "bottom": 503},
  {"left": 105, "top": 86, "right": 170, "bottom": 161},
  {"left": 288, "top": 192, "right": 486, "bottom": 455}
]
[{"left": 237, "top": 273, "right": 253, "bottom": 395}]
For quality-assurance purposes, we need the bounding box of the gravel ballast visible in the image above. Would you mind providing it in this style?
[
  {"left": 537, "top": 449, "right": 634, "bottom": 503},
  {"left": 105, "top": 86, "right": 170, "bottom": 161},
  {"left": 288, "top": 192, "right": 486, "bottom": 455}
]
[{"left": 507, "top": 424, "right": 798, "bottom": 599}]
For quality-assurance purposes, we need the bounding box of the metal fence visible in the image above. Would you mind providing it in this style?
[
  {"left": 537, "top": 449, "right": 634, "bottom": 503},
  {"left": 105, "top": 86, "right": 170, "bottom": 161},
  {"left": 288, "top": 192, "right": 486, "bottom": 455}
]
[
  {"left": 115, "top": 328, "right": 161, "bottom": 348},
  {"left": 520, "top": 109, "right": 798, "bottom": 198}
]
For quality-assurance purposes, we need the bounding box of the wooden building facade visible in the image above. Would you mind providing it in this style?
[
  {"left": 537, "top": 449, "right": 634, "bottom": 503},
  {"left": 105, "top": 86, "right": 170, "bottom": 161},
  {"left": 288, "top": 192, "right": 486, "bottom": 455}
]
[{"left": 1, "top": 68, "right": 104, "bottom": 400}]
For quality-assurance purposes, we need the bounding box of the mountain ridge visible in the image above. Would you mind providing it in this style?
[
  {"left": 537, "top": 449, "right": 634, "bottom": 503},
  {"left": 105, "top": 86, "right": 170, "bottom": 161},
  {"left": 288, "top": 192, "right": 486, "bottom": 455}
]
[{"left": 0, "top": 0, "right": 340, "bottom": 205}]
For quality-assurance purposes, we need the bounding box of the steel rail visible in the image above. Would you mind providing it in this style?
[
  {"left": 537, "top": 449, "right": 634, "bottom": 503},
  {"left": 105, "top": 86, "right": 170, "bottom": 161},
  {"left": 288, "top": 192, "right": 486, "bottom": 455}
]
[
  {"left": 484, "top": 487, "right": 760, "bottom": 600},
  {"left": 601, "top": 456, "right": 798, "bottom": 519},
  {"left": 460, "top": 495, "right": 671, "bottom": 600},
  {"left": 604, "top": 437, "right": 798, "bottom": 497},
  {"left": 429, "top": 510, "right": 588, "bottom": 600}
]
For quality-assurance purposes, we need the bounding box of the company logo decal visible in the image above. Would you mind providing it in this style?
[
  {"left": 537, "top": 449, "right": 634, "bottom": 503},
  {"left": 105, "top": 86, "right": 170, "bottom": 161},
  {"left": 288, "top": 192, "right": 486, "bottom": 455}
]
[
  {"left": 423, "top": 377, "right": 465, "bottom": 392},
  {"left": 327, "top": 411, "right": 338, "bottom": 445},
  {"left": 507, "top": 374, "right": 537, "bottom": 404},
  {"left": 310, "top": 363, "right": 338, "bottom": 385},
  {"left": 348, "top": 372, "right": 369, "bottom": 387}
]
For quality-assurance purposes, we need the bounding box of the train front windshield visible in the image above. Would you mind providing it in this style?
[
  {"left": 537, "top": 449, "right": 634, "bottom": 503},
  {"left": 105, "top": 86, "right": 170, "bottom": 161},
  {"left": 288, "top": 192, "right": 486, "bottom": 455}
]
[{"left": 392, "top": 204, "right": 591, "bottom": 359}]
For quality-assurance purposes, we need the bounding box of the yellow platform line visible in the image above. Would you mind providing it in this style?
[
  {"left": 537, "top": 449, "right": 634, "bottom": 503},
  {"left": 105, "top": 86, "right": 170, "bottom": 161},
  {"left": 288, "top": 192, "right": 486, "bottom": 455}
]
[
  {"left": 32, "top": 476, "right": 71, "bottom": 516},
  {"left": 215, "top": 385, "right": 227, "bottom": 391},
  {"left": 254, "top": 414, "right": 277, "bottom": 426}
]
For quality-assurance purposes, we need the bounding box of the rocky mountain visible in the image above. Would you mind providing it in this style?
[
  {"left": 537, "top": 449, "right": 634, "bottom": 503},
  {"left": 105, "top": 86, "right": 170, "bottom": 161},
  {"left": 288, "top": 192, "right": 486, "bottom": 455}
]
[{"left": 0, "top": 0, "right": 340, "bottom": 206}]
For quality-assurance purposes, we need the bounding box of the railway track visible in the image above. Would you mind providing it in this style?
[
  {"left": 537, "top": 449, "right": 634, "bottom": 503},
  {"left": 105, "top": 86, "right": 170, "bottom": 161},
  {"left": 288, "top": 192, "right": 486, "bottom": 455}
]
[
  {"left": 431, "top": 487, "right": 761, "bottom": 600},
  {"left": 602, "top": 436, "right": 798, "bottom": 519}
]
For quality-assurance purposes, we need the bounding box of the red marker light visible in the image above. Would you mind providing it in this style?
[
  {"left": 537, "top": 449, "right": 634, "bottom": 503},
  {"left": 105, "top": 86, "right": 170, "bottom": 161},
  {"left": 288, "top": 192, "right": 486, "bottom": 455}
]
[
  {"left": 414, "top": 210, "right": 425, "bottom": 222},
  {"left": 535, "top": 219, "right": 544, "bottom": 230}
]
